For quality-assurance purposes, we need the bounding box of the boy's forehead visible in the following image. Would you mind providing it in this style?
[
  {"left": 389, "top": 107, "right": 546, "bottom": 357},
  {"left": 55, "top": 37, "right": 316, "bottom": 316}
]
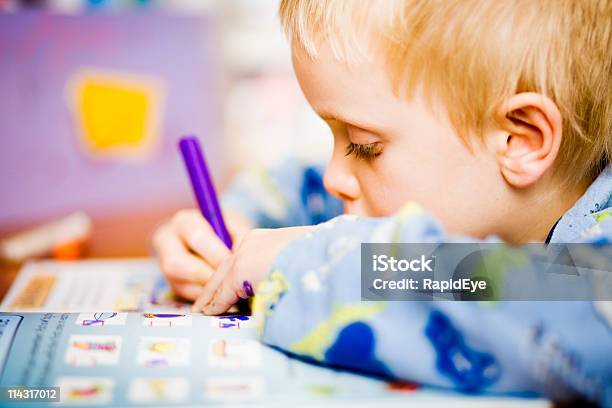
[
  {"left": 291, "top": 42, "right": 398, "bottom": 120},
  {"left": 291, "top": 41, "right": 427, "bottom": 133}
]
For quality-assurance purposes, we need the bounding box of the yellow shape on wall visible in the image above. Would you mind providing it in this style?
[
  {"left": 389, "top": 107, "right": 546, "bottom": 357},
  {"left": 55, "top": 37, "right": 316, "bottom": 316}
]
[{"left": 67, "top": 69, "right": 165, "bottom": 160}]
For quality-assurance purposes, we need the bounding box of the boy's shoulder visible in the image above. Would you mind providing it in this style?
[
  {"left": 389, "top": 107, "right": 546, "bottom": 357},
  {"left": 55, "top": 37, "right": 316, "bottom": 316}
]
[{"left": 551, "top": 166, "right": 612, "bottom": 243}]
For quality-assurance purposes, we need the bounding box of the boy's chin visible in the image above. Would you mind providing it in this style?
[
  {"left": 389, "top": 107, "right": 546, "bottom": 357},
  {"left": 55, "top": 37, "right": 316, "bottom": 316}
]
[
  {"left": 343, "top": 203, "right": 390, "bottom": 218},
  {"left": 342, "top": 204, "right": 363, "bottom": 216},
  {"left": 343, "top": 203, "right": 363, "bottom": 216}
]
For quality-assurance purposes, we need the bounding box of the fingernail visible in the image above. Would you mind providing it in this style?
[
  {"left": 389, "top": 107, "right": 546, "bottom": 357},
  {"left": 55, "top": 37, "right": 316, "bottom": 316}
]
[{"left": 243, "top": 280, "right": 254, "bottom": 297}]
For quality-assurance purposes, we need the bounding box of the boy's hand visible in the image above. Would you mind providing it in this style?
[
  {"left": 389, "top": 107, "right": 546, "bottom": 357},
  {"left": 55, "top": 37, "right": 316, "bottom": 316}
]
[
  {"left": 192, "top": 226, "right": 313, "bottom": 315},
  {"left": 153, "top": 209, "right": 253, "bottom": 301}
]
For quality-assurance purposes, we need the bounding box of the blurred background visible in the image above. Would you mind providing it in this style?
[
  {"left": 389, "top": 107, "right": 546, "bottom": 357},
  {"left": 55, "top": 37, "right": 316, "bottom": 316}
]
[{"left": 0, "top": 0, "right": 330, "bottom": 258}]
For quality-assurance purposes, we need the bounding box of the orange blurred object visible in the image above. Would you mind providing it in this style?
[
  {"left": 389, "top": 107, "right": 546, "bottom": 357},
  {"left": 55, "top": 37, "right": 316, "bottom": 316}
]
[{"left": 53, "top": 240, "right": 85, "bottom": 261}]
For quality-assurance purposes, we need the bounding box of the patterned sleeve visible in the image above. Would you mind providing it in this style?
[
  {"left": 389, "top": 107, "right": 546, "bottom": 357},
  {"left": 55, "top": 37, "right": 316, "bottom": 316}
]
[
  {"left": 252, "top": 203, "right": 612, "bottom": 407},
  {"left": 221, "top": 160, "right": 343, "bottom": 228}
]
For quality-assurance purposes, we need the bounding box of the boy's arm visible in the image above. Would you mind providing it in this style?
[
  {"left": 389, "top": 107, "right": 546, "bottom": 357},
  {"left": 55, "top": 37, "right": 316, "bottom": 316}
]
[
  {"left": 253, "top": 204, "right": 612, "bottom": 406},
  {"left": 221, "top": 160, "right": 343, "bottom": 228}
]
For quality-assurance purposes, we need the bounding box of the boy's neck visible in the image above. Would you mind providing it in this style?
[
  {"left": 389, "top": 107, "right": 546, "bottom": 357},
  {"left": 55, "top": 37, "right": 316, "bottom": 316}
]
[{"left": 502, "top": 178, "right": 591, "bottom": 243}]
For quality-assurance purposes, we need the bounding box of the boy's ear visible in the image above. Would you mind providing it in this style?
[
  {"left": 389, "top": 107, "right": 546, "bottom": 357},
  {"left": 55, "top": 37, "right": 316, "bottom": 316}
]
[{"left": 493, "top": 92, "right": 562, "bottom": 188}]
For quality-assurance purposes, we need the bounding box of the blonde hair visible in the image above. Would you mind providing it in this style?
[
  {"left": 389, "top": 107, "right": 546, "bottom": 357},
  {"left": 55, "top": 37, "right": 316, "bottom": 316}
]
[{"left": 279, "top": 0, "right": 612, "bottom": 187}]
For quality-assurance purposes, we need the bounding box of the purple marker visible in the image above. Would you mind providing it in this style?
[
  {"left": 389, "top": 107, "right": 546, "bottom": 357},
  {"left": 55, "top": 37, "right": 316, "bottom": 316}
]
[
  {"left": 179, "top": 136, "right": 253, "bottom": 304},
  {"left": 179, "top": 136, "right": 233, "bottom": 249}
]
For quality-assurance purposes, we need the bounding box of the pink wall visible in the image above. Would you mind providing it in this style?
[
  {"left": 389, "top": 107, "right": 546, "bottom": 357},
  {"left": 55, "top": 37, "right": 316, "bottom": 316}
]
[{"left": 0, "top": 11, "right": 223, "bottom": 228}]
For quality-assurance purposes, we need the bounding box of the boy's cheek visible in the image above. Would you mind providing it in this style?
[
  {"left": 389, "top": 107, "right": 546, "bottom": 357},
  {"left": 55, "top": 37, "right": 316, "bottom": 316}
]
[
  {"left": 356, "top": 173, "right": 413, "bottom": 217},
  {"left": 354, "top": 192, "right": 404, "bottom": 217}
]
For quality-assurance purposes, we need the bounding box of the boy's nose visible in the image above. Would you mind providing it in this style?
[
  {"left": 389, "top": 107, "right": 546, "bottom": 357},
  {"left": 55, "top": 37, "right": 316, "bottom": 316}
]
[{"left": 323, "top": 149, "right": 360, "bottom": 203}]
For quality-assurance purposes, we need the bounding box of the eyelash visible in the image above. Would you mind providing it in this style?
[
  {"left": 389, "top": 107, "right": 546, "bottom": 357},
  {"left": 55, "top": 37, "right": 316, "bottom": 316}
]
[{"left": 344, "top": 142, "right": 383, "bottom": 160}]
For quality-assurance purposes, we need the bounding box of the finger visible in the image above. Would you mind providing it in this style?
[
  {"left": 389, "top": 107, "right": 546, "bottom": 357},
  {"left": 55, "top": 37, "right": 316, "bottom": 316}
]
[
  {"left": 158, "top": 231, "right": 214, "bottom": 284},
  {"left": 152, "top": 222, "right": 171, "bottom": 252},
  {"left": 169, "top": 282, "right": 203, "bottom": 302},
  {"left": 192, "top": 258, "right": 232, "bottom": 312},
  {"left": 202, "top": 280, "right": 241, "bottom": 315},
  {"left": 173, "top": 210, "right": 231, "bottom": 266}
]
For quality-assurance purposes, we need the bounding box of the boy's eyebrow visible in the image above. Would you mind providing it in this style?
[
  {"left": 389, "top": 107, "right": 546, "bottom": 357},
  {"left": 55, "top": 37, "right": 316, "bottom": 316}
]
[{"left": 318, "top": 110, "right": 380, "bottom": 132}]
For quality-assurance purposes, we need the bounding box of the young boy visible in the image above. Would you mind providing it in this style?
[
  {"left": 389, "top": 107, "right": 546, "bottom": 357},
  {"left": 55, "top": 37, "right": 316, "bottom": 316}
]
[{"left": 153, "top": 0, "right": 612, "bottom": 405}]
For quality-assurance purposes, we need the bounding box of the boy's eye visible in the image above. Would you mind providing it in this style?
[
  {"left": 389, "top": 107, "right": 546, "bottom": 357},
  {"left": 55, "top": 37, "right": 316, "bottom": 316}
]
[{"left": 345, "top": 142, "right": 383, "bottom": 160}]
